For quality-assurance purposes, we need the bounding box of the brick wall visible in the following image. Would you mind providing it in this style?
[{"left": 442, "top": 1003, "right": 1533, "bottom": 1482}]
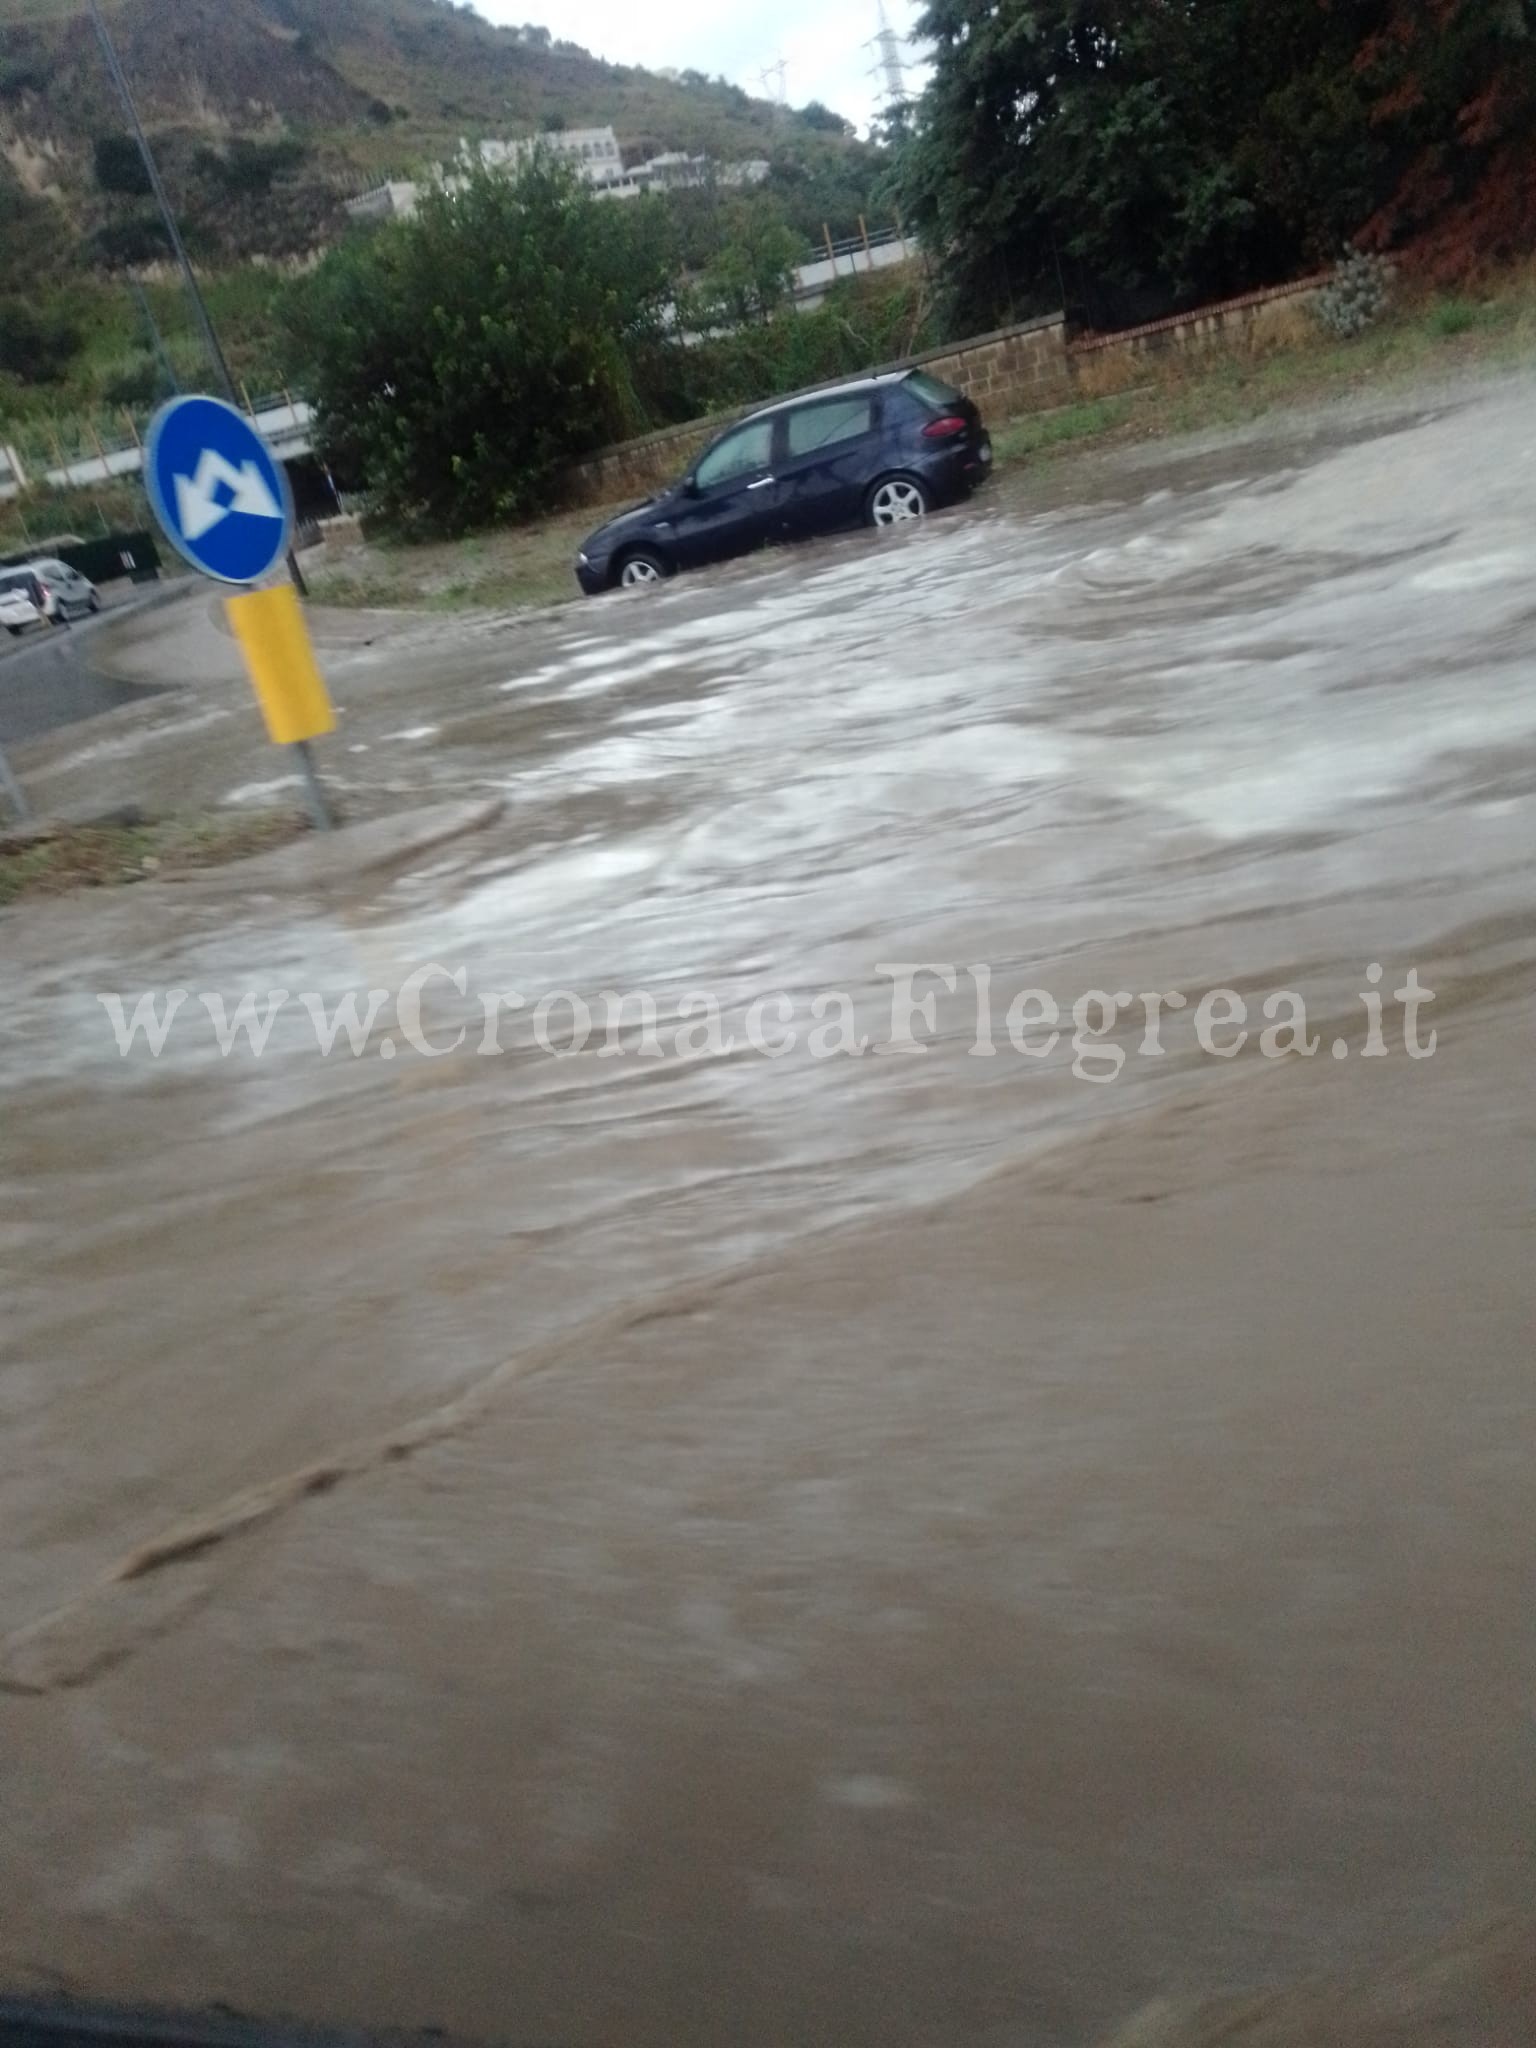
[
  {"left": 910, "top": 313, "right": 1075, "bottom": 417},
  {"left": 559, "top": 415, "right": 733, "bottom": 509},
  {"left": 1068, "top": 276, "right": 1327, "bottom": 397}
]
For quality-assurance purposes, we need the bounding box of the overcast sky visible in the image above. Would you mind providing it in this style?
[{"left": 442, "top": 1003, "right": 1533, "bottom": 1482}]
[{"left": 474, "top": 0, "right": 928, "bottom": 138}]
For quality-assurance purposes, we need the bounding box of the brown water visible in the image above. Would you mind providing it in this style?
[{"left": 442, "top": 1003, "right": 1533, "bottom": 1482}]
[{"left": 2, "top": 371, "right": 1534, "bottom": 2041}]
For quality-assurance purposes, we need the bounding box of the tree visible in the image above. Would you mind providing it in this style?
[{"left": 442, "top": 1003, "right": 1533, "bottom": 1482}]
[
  {"left": 682, "top": 198, "right": 800, "bottom": 328},
  {"left": 281, "top": 157, "right": 676, "bottom": 533},
  {"left": 1351, "top": 0, "right": 1536, "bottom": 278},
  {"left": 897, "top": 0, "right": 1536, "bottom": 331},
  {"left": 798, "top": 101, "right": 856, "bottom": 137},
  {"left": 897, "top": 0, "right": 1320, "bottom": 329}
]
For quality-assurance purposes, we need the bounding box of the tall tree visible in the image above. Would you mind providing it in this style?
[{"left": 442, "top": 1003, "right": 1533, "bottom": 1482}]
[
  {"left": 898, "top": 0, "right": 1535, "bottom": 330},
  {"left": 1353, "top": 0, "right": 1536, "bottom": 276},
  {"left": 282, "top": 156, "right": 675, "bottom": 533}
]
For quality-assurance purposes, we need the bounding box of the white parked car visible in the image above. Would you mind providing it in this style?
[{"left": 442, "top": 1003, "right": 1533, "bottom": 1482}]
[
  {"left": 0, "top": 575, "right": 42, "bottom": 636},
  {"left": 18, "top": 557, "right": 102, "bottom": 625}
]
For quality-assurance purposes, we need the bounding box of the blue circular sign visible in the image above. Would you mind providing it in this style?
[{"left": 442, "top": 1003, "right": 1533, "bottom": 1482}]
[{"left": 144, "top": 394, "right": 294, "bottom": 586}]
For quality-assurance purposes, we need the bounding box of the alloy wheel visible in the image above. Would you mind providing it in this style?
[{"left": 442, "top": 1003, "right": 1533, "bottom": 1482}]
[{"left": 870, "top": 478, "right": 927, "bottom": 525}]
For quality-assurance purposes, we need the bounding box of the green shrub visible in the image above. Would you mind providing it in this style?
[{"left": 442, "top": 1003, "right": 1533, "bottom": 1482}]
[
  {"left": 681, "top": 273, "right": 941, "bottom": 413},
  {"left": 1424, "top": 297, "right": 1487, "bottom": 338},
  {"left": 0, "top": 298, "right": 83, "bottom": 383},
  {"left": 90, "top": 214, "right": 170, "bottom": 269},
  {"left": 93, "top": 133, "right": 152, "bottom": 195}
]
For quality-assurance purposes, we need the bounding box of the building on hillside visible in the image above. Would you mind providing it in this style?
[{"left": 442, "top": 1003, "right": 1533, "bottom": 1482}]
[
  {"left": 632, "top": 150, "right": 710, "bottom": 191},
  {"left": 477, "top": 127, "right": 629, "bottom": 189},
  {"left": 344, "top": 132, "right": 770, "bottom": 226},
  {"left": 344, "top": 179, "right": 422, "bottom": 223}
]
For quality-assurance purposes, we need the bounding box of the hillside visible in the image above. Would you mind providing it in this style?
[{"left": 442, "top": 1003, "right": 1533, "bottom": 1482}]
[{"left": 0, "top": 0, "right": 863, "bottom": 268}]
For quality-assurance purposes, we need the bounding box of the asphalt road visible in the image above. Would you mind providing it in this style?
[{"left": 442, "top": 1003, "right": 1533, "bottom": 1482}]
[
  {"left": 0, "top": 579, "right": 187, "bottom": 751},
  {"left": 3, "top": 369, "right": 1535, "bottom": 2045}
]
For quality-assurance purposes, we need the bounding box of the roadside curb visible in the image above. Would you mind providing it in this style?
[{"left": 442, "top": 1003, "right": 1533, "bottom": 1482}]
[{"left": 184, "top": 796, "right": 504, "bottom": 894}]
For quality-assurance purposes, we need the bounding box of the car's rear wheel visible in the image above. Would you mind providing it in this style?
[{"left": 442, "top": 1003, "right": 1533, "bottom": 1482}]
[
  {"left": 615, "top": 549, "right": 669, "bottom": 589},
  {"left": 6, "top": 624, "right": 20, "bottom": 637},
  {"left": 866, "top": 475, "right": 930, "bottom": 527}
]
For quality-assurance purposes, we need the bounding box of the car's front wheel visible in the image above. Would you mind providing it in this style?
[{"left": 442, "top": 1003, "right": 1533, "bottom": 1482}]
[
  {"left": 866, "top": 475, "right": 930, "bottom": 528},
  {"left": 615, "top": 548, "right": 670, "bottom": 589}
]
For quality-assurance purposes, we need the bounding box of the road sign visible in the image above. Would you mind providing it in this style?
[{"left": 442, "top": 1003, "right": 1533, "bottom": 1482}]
[{"left": 144, "top": 394, "right": 293, "bottom": 585}]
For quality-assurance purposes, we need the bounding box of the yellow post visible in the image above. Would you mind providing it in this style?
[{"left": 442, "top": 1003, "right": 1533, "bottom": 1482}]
[{"left": 225, "top": 583, "right": 336, "bottom": 826}]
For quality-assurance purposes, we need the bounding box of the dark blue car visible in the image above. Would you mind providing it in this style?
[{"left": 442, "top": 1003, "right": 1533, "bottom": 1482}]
[{"left": 574, "top": 368, "right": 993, "bottom": 594}]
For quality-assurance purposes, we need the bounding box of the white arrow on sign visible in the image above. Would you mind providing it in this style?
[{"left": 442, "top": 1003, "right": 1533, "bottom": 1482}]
[{"left": 173, "top": 449, "right": 284, "bottom": 541}]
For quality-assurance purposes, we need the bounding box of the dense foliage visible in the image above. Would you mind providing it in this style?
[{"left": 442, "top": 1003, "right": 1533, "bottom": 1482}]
[
  {"left": 897, "top": 0, "right": 1536, "bottom": 330},
  {"left": 283, "top": 159, "right": 677, "bottom": 533},
  {"left": 676, "top": 273, "right": 941, "bottom": 414}
]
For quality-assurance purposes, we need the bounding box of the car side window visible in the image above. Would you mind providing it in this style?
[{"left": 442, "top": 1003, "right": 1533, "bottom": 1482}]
[
  {"left": 785, "top": 398, "right": 873, "bottom": 458},
  {"left": 695, "top": 420, "right": 774, "bottom": 490}
]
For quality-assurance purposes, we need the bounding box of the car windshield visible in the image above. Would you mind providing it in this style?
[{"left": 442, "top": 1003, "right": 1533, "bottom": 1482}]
[{"left": 0, "top": 571, "right": 38, "bottom": 595}]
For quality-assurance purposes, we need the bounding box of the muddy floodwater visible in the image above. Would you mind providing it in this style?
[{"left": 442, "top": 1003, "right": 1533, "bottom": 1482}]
[{"left": 2, "top": 370, "right": 1535, "bottom": 2044}]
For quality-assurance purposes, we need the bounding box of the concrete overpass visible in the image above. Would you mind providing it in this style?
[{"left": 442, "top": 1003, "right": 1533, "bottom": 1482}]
[{"left": 0, "top": 395, "right": 316, "bottom": 502}]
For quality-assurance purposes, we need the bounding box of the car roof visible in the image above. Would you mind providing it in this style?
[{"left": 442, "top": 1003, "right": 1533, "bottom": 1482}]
[{"left": 737, "top": 370, "right": 915, "bottom": 425}]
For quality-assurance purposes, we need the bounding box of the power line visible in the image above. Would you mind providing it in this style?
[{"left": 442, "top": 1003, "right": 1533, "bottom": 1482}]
[{"left": 86, "top": 0, "right": 308, "bottom": 594}]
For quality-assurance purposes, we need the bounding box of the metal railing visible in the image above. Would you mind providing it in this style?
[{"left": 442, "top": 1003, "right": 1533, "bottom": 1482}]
[{"left": 0, "top": 389, "right": 315, "bottom": 500}]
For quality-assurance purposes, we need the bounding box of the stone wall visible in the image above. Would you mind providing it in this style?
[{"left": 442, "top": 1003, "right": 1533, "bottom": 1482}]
[
  {"left": 559, "top": 415, "right": 732, "bottom": 510},
  {"left": 910, "top": 313, "right": 1075, "bottom": 418},
  {"left": 558, "top": 281, "right": 1328, "bottom": 508},
  {"left": 1068, "top": 276, "right": 1327, "bottom": 397}
]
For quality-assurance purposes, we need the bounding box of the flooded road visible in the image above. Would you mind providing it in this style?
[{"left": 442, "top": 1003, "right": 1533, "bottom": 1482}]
[{"left": 3, "top": 369, "right": 1535, "bottom": 2042}]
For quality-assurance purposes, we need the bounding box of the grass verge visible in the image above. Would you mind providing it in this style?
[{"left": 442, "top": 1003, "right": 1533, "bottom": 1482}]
[
  {"left": 0, "top": 808, "right": 307, "bottom": 907},
  {"left": 992, "top": 269, "right": 1536, "bottom": 472},
  {"left": 302, "top": 500, "right": 603, "bottom": 617}
]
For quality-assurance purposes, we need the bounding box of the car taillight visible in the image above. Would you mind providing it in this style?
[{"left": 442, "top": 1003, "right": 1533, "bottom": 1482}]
[{"left": 921, "top": 414, "right": 970, "bottom": 440}]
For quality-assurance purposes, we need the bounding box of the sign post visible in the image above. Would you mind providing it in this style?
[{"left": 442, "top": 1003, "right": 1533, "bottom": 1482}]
[
  {"left": 144, "top": 394, "right": 335, "bottom": 828},
  {"left": 0, "top": 740, "right": 28, "bottom": 824}
]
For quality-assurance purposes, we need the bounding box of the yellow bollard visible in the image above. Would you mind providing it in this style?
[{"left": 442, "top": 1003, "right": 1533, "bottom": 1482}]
[{"left": 225, "top": 581, "right": 336, "bottom": 826}]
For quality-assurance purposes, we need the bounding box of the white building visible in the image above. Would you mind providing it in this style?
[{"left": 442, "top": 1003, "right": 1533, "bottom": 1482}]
[
  {"left": 478, "top": 127, "right": 629, "bottom": 189},
  {"left": 344, "top": 179, "right": 422, "bottom": 223},
  {"left": 344, "top": 132, "right": 771, "bottom": 225}
]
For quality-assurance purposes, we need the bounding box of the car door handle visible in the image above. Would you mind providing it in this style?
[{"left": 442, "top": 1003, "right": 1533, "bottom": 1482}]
[{"left": 746, "top": 475, "right": 776, "bottom": 489}]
